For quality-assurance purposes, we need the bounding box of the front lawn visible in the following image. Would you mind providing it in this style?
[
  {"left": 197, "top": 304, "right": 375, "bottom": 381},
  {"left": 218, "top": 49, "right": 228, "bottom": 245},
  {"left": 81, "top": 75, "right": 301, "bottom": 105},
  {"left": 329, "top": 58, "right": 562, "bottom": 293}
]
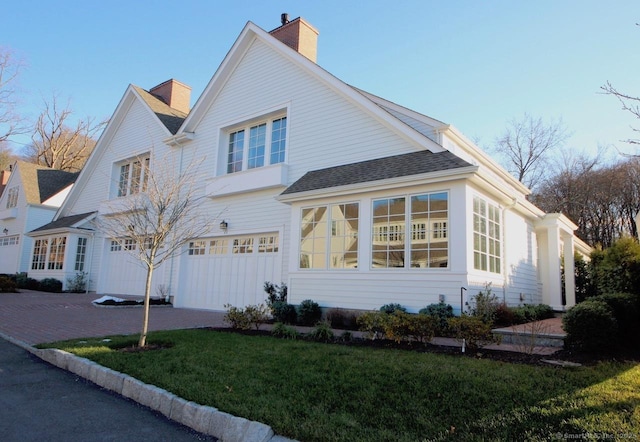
[{"left": 41, "top": 330, "right": 640, "bottom": 441}]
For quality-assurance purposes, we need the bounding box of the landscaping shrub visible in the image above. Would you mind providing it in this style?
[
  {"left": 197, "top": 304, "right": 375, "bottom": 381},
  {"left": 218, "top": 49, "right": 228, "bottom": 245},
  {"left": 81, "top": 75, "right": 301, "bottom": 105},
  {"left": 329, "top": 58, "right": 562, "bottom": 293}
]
[
  {"left": 297, "top": 299, "right": 322, "bottom": 326},
  {"left": 468, "top": 284, "right": 500, "bottom": 324},
  {"left": 270, "top": 301, "right": 297, "bottom": 324},
  {"left": 326, "top": 308, "right": 359, "bottom": 330},
  {"left": 224, "top": 304, "right": 268, "bottom": 330},
  {"left": 419, "top": 302, "right": 454, "bottom": 333},
  {"left": 244, "top": 304, "right": 269, "bottom": 330},
  {"left": 447, "top": 316, "right": 499, "bottom": 350},
  {"left": 271, "top": 322, "right": 299, "bottom": 340},
  {"left": 264, "top": 281, "right": 288, "bottom": 305},
  {"left": 493, "top": 303, "right": 517, "bottom": 327},
  {"left": 590, "top": 237, "right": 640, "bottom": 296},
  {"left": 66, "top": 272, "right": 87, "bottom": 293},
  {"left": 18, "top": 275, "right": 40, "bottom": 290},
  {"left": 38, "top": 278, "right": 63, "bottom": 293},
  {"left": 562, "top": 299, "right": 617, "bottom": 352},
  {"left": 597, "top": 293, "right": 639, "bottom": 343},
  {"left": 379, "top": 303, "right": 407, "bottom": 314},
  {"left": 357, "top": 311, "right": 387, "bottom": 339},
  {"left": 308, "top": 321, "right": 334, "bottom": 342},
  {"left": 0, "top": 275, "right": 17, "bottom": 293},
  {"left": 224, "top": 305, "right": 252, "bottom": 330}
]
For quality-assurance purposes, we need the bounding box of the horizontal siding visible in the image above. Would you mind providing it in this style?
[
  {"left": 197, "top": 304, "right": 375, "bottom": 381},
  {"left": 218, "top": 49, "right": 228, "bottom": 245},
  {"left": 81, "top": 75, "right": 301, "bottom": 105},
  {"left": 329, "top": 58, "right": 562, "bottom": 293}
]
[{"left": 289, "top": 272, "right": 469, "bottom": 314}]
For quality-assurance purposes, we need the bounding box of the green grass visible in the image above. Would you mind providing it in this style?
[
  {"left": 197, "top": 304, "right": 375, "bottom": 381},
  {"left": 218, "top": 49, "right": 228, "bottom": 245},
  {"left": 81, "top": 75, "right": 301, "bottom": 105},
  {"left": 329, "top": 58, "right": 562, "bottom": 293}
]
[{"left": 41, "top": 330, "right": 640, "bottom": 441}]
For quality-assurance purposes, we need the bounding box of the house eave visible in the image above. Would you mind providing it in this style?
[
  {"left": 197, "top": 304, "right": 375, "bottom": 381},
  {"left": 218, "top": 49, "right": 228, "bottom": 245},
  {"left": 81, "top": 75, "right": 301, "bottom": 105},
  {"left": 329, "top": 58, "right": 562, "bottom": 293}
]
[{"left": 277, "top": 166, "right": 479, "bottom": 203}]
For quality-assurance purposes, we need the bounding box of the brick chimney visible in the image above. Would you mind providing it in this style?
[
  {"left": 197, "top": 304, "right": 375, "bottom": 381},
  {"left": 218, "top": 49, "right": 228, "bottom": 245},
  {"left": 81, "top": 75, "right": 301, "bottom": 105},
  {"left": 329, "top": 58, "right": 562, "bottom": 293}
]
[
  {"left": 269, "top": 14, "right": 319, "bottom": 63},
  {"left": 149, "top": 79, "right": 191, "bottom": 114},
  {"left": 0, "top": 169, "right": 10, "bottom": 198}
]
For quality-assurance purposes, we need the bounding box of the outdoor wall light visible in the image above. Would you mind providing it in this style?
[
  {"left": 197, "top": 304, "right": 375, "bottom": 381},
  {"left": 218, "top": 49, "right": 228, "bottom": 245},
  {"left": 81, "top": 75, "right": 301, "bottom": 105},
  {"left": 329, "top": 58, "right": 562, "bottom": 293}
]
[
  {"left": 220, "top": 220, "right": 228, "bottom": 231},
  {"left": 2, "top": 228, "right": 7, "bottom": 235}
]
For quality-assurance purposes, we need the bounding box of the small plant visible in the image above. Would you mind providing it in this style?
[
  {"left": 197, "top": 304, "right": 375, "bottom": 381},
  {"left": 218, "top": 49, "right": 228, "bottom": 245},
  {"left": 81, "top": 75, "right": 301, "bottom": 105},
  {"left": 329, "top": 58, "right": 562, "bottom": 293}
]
[
  {"left": 270, "top": 301, "right": 297, "bottom": 324},
  {"left": 39, "top": 278, "right": 63, "bottom": 293},
  {"left": 340, "top": 331, "right": 353, "bottom": 342},
  {"left": 308, "top": 321, "right": 334, "bottom": 342},
  {"left": 357, "top": 311, "right": 387, "bottom": 340},
  {"left": 297, "top": 299, "right": 322, "bottom": 326},
  {"left": 264, "top": 281, "right": 288, "bottom": 305},
  {"left": 66, "top": 272, "right": 87, "bottom": 293},
  {"left": 379, "top": 303, "right": 407, "bottom": 314},
  {"left": 224, "top": 304, "right": 251, "bottom": 330},
  {"left": 419, "top": 302, "right": 454, "bottom": 334},
  {"left": 468, "top": 284, "right": 500, "bottom": 324},
  {"left": 271, "top": 322, "right": 299, "bottom": 340},
  {"left": 509, "top": 320, "right": 552, "bottom": 355},
  {"left": 448, "top": 316, "right": 499, "bottom": 350},
  {"left": 0, "top": 275, "right": 17, "bottom": 293},
  {"left": 156, "top": 284, "right": 171, "bottom": 301},
  {"left": 244, "top": 304, "right": 270, "bottom": 330}
]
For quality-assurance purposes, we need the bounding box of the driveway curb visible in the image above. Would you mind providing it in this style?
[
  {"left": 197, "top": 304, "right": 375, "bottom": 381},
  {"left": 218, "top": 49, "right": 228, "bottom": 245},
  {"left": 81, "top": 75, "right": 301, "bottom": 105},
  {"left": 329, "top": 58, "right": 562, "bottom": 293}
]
[{"left": 0, "top": 332, "right": 295, "bottom": 442}]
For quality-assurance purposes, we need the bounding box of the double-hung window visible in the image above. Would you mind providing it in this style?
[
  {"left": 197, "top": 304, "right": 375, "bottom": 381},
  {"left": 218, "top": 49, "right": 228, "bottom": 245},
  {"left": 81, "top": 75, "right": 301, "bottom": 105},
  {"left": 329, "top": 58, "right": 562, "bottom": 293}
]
[
  {"left": 117, "top": 155, "right": 150, "bottom": 197},
  {"left": 6, "top": 187, "right": 18, "bottom": 208},
  {"left": 473, "top": 196, "right": 501, "bottom": 273},
  {"left": 226, "top": 116, "right": 287, "bottom": 174}
]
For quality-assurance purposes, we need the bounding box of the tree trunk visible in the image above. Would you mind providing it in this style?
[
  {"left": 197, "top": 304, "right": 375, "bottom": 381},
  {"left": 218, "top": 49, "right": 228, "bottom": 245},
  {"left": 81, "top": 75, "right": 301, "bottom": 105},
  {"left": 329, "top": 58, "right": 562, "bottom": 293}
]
[{"left": 138, "top": 264, "right": 154, "bottom": 347}]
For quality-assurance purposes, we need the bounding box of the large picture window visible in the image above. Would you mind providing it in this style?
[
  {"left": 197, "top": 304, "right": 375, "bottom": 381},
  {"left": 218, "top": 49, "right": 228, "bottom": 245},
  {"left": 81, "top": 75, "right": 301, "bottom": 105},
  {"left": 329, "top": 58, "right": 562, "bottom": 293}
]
[
  {"left": 47, "top": 237, "right": 66, "bottom": 270},
  {"left": 372, "top": 192, "right": 449, "bottom": 269},
  {"left": 473, "top": 196, "right": 501, "bottom": 273},
  {"left": 226, "top": 116, "right": 287, "bottom": 174},
  {"left": 300, "top": 203, "right": 359, "bottom": 269}
]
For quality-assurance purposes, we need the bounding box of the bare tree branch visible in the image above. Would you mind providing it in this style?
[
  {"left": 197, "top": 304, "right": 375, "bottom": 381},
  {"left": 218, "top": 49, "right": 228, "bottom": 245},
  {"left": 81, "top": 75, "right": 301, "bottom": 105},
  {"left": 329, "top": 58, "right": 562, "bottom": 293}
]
[
  {"left": 491, "top": 113, "right": 569, "bottom": 190},
  {"left": 601, "top": 81, "right": 640, "bottom": 148},
  {"left": 0, "top": 47, "right": 28, "bottom": 144},
  {"left": 95, "top": 153, "right": 218, "bottom": 347},
  {"left": 25, "top": 94, "right": 107, "bottom": 171}
]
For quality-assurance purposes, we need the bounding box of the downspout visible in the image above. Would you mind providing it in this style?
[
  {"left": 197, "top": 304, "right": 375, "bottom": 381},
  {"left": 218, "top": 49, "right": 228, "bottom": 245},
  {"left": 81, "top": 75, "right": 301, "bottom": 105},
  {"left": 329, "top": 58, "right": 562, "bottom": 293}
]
[
  {"left": 85, "top": 230, "right": 95, "bottom": 294},
  {"left": 501, "top": 198, "right": 517, "bottom": 304}
]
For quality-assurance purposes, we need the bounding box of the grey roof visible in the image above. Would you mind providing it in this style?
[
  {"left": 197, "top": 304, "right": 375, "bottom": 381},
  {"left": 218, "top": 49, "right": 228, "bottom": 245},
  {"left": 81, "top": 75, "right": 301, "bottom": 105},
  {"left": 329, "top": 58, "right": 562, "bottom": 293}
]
[
  {"left": 133, "top": 86, "right": 187, "bottom": 134},
  {"left": 281, "top": 150, "right": 473, "bottom": 195},
  {"left": 17, "top": 161, "right": 79, "bottom": 204},
  {"left": 30, "top": 212, "right": 96, "bottom": 233}
]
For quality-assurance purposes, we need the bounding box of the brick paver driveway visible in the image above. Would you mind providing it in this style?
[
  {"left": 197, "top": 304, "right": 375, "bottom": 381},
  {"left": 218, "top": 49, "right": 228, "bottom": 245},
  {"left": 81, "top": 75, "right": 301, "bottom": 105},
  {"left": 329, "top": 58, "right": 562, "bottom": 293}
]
[{"left": 0, "top": 290, "right": 226, "bottom": 345}]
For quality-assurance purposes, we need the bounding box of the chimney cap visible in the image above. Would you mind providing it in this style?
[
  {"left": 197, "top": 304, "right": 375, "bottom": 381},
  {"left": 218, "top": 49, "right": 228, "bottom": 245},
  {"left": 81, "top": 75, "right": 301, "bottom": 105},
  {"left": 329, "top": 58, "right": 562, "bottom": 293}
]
[{"left": 281, "top": 13, "right": 289, "bottom": 25}]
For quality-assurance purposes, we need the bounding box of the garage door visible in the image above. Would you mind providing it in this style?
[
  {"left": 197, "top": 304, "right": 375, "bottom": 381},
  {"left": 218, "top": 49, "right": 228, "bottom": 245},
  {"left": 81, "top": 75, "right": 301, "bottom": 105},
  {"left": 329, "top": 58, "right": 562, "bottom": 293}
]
[
  {"left": 100, "top": 239, "right": 162, "bottom": 296},
  {"left": 178, "top": 232, "right": 282, "bottom": 310}
]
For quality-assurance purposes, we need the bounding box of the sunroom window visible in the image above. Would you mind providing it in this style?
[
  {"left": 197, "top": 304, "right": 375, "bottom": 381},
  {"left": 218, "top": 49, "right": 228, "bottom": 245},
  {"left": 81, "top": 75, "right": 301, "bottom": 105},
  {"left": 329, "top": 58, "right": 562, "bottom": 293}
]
[
  {"left": 117, "top": 155, "right": 150, "bottom": 197},
  {"left": 473, "top": 196, "right": 501, "bottom": 273}
]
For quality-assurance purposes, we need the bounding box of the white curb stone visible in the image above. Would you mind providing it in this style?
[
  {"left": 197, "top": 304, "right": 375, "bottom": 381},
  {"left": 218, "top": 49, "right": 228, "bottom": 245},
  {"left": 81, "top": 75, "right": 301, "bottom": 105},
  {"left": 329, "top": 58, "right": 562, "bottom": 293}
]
[{"left": 17, "top": 342, "right": 295, "bottom": 441}]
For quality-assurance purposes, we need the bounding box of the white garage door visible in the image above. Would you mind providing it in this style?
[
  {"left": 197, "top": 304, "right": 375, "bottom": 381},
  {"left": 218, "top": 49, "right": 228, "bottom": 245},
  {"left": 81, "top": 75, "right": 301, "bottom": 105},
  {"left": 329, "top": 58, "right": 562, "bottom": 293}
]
[
  {"left": 100, "top": 239, "right": 162, "bottom": 297},
  {"left": 178, "top": 233, "right": 282, "bottom": 310}
]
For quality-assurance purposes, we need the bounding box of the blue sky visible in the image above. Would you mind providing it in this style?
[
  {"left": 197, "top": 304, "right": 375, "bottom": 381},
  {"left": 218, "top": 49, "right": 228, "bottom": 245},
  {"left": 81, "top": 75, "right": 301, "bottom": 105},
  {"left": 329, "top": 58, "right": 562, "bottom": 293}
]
[{"left": 3, "top": 0, "right": 639, "bottom": 160}]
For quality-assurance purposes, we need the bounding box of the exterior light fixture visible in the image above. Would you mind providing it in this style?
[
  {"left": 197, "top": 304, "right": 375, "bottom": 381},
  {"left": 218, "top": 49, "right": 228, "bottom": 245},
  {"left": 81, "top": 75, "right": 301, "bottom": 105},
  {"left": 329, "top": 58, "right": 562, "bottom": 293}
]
[
  {"left": 220, "top": 220, "right": 228, "bottom": 231},
  {"left": 2, "top": 228, "right": 7, "bottom": 235}
]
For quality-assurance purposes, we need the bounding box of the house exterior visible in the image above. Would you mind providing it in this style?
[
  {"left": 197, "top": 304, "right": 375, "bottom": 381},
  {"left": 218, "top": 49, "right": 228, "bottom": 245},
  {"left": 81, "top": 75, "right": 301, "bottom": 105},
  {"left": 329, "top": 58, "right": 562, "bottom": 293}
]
[
  {"left": 0, "top": 161, "right": 78, "bottom": 275},
  {"left": 30, "top": 16, "right": 590, "bottom": 311}
]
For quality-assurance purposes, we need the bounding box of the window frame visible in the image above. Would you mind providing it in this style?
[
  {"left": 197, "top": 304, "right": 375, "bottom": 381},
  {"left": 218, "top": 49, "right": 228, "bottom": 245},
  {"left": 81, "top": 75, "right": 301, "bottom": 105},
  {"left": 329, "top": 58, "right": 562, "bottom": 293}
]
[
  {"left": 75, "top": 237, "right": 87, "bottom": 272},
  {"left": 371, "top": 191, "right": 449, "bottom": 270},
  {"left": 473, "top": 196, "right": 502, "bottom": 273},
  {"left": 6, "top": 186, "right": 18, "bottom": 208},
  {"left": 116, "top": 154, "right": 150, "bottom": 197},
  {"left": 225, "top": 114, "right": 287, "bottom": 174}
]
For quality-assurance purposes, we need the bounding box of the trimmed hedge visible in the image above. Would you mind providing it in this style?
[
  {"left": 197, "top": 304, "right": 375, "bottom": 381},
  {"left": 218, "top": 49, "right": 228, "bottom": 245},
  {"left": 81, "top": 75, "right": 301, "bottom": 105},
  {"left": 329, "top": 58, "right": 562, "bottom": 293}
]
[{"left": 563, "top": 299, "right": 618, "bottom": 352}]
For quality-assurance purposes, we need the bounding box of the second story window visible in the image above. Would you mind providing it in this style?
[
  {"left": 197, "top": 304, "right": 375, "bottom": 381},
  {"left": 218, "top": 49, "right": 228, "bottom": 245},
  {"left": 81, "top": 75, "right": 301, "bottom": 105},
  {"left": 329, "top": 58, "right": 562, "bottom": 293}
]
[
  {"left": 6, "top": 187, "right": 18, "bottom": 208},
  {"left": 226, "top": 116, "right": 287, "bottom": 174},
  {"left": 117, "top": 155, "right": 150, "bottom": 197}
]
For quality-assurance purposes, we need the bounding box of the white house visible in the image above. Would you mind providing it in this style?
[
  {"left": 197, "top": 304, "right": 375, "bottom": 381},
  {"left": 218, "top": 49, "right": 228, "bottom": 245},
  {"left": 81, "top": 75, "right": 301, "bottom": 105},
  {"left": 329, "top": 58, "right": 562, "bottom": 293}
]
[
  {"left": 29, "top": 16, "right": 590, "bottom": 311},
  {"left": 0, "top": 161, "right": 78, "bottom": 275}
]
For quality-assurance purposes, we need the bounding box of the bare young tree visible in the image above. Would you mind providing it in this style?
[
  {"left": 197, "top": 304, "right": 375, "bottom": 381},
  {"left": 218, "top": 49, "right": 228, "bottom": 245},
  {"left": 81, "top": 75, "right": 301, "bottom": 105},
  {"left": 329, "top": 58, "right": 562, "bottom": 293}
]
[
  {"left": 26, "top": 94, "right": 107, "bottom": 172},
  {"left": 492, "top": 113, "right": 569, "bottom": 190},
  {"left": 0, "top": 47, "right": 27, "bottom": 144},
  {"left": 97, "top": 155, "right": 217, "bottom": 347}
]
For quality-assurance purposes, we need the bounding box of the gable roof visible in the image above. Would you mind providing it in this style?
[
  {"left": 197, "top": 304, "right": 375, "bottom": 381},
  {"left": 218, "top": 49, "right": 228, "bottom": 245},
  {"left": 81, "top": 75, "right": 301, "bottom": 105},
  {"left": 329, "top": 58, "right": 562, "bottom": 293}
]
[
  {"left": 281, "top": 150, "right": 474, "bottom": 196},
  {"left": 14, "top": 161, "right": 78, "bottom": 205},
  {"left": 28, "top": 211, "right": 96, "bottom": 234},
  {"left": 132, "top": 86, "right": 187, "bottom": 135}
]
